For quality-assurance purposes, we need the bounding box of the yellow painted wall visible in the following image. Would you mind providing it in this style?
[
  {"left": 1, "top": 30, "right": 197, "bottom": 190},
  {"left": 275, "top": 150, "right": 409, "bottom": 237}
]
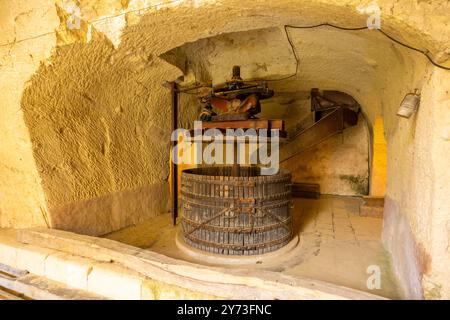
[{"left": 371, "top": 116, "right": 387, "bottom": 196}]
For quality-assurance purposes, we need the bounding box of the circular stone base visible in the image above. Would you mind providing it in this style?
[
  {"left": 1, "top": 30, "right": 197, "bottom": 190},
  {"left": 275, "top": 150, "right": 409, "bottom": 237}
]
[{"left": 175, "top": 230, "right": 300, "bottom": 266}]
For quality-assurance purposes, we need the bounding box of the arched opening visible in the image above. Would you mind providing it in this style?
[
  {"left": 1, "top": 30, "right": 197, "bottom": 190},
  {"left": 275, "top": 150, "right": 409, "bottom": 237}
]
[{"left": 99, "top": 26, "right": 398, "bottom": 297}]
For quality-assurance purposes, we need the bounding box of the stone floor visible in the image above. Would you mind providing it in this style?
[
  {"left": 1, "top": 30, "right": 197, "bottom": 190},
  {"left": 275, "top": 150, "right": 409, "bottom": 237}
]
[{"left": 104, "top": 195, "right": 402, "bottom": 299}]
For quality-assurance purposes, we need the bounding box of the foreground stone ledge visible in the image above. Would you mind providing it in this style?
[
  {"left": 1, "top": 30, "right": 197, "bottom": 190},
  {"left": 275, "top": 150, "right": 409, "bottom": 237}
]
[
  {"left": 0, "top": 227, "right": 389, "bottom": 300},
  {"left": 16, "top": 245, "right": 58, "bottom": 276},
  {"left": 87, "top": 262, "right": 143, "bottom": 300},
  {"left": 0, "top": 230, "right": 220, "bottom": 299},
  {"left": 14, "top": 227, "right": 386, "bottom": 300},
  {"left": 141, "top": 278, "right": 221, "bottom": 300},
  {"left": 0, "top": 242, "right": 19, "bottom": 268},
  {"left": 45, "top": 252, "right": 94, "bottom": 291}
]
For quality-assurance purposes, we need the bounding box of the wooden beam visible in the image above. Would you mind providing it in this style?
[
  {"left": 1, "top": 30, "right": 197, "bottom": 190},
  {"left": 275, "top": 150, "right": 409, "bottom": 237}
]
[
  {"left": 202, "top": 119, "right": 284, "bottom": 131},
  {"left": 292, "top": 183, "right": 320, "bottom": 199}
]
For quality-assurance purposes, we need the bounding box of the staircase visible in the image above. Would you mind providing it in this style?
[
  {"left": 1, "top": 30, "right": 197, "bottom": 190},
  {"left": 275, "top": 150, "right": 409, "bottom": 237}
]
[{"left": 280, "top": 107, "right": 358, "bottom": 163}]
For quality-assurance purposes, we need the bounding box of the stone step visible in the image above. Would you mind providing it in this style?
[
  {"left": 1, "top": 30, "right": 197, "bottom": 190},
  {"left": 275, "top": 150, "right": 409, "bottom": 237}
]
[{"left": 0, "top": 263, "right": 105, "bottom": 300}]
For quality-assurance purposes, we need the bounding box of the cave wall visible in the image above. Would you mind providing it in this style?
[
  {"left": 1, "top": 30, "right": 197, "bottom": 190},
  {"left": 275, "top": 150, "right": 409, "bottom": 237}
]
[
  {"left": 0, "top": 0, "right": 59, "bottom": 228},
  {"left": 20, "top": 35, "right": 173, "bottom": 235},
  {"left": 382, "top": 68, "right": 450, "bottom": 299}
]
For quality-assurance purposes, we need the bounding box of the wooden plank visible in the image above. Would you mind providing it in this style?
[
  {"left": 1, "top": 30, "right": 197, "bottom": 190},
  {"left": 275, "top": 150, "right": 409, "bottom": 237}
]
[
  {"left": 292, "top": 183, "right": 320, "bottom": 199},
  {"left": 362, "top": 196, "right": 384, "bottom": 207},
  {"left": 202, "top": 119, "right": 268, "bottom": 129},
  {"left": 202, "top": 119, "right": 284, "bottom": 130},
  {"left": 360, "top": 196, "right": 384, "bottom": 218},
  {"left": 0, "top": 286, "right": 25, "bottom": 300},
  {"left": 187, "top": 129, "right": 287, "bottom": 140},
  {"left": 211, "top": 113, "right": 249, "bottom": 121}
]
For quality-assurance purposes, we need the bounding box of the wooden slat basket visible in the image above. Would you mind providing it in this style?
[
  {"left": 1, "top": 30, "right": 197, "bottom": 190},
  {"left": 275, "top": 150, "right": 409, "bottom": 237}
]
[{"left": 181, "top": 166, "right": 293, "bottom": 255}]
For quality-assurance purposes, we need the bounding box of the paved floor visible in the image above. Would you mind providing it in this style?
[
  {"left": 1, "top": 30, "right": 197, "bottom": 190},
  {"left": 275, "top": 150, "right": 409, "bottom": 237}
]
[{"left": 104, "top": 195, "right": 402, "bottom": 299}]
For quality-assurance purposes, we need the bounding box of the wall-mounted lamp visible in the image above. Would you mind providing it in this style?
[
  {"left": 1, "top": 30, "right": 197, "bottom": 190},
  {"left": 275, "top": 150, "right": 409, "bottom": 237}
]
[{"left": 397, "top": 92, "right": 421, "bottom": 118}]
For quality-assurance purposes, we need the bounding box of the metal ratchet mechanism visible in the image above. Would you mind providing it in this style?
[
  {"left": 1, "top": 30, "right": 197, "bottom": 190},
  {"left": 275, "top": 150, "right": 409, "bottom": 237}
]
[{"left": 199, "top": 65, "right": 274, "bottom": 121}]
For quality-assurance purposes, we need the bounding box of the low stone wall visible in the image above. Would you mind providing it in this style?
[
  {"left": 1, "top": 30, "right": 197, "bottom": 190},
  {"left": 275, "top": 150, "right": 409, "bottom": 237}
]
[{"left": 0, "top": 228, "right": 385, "bottom": 300}]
